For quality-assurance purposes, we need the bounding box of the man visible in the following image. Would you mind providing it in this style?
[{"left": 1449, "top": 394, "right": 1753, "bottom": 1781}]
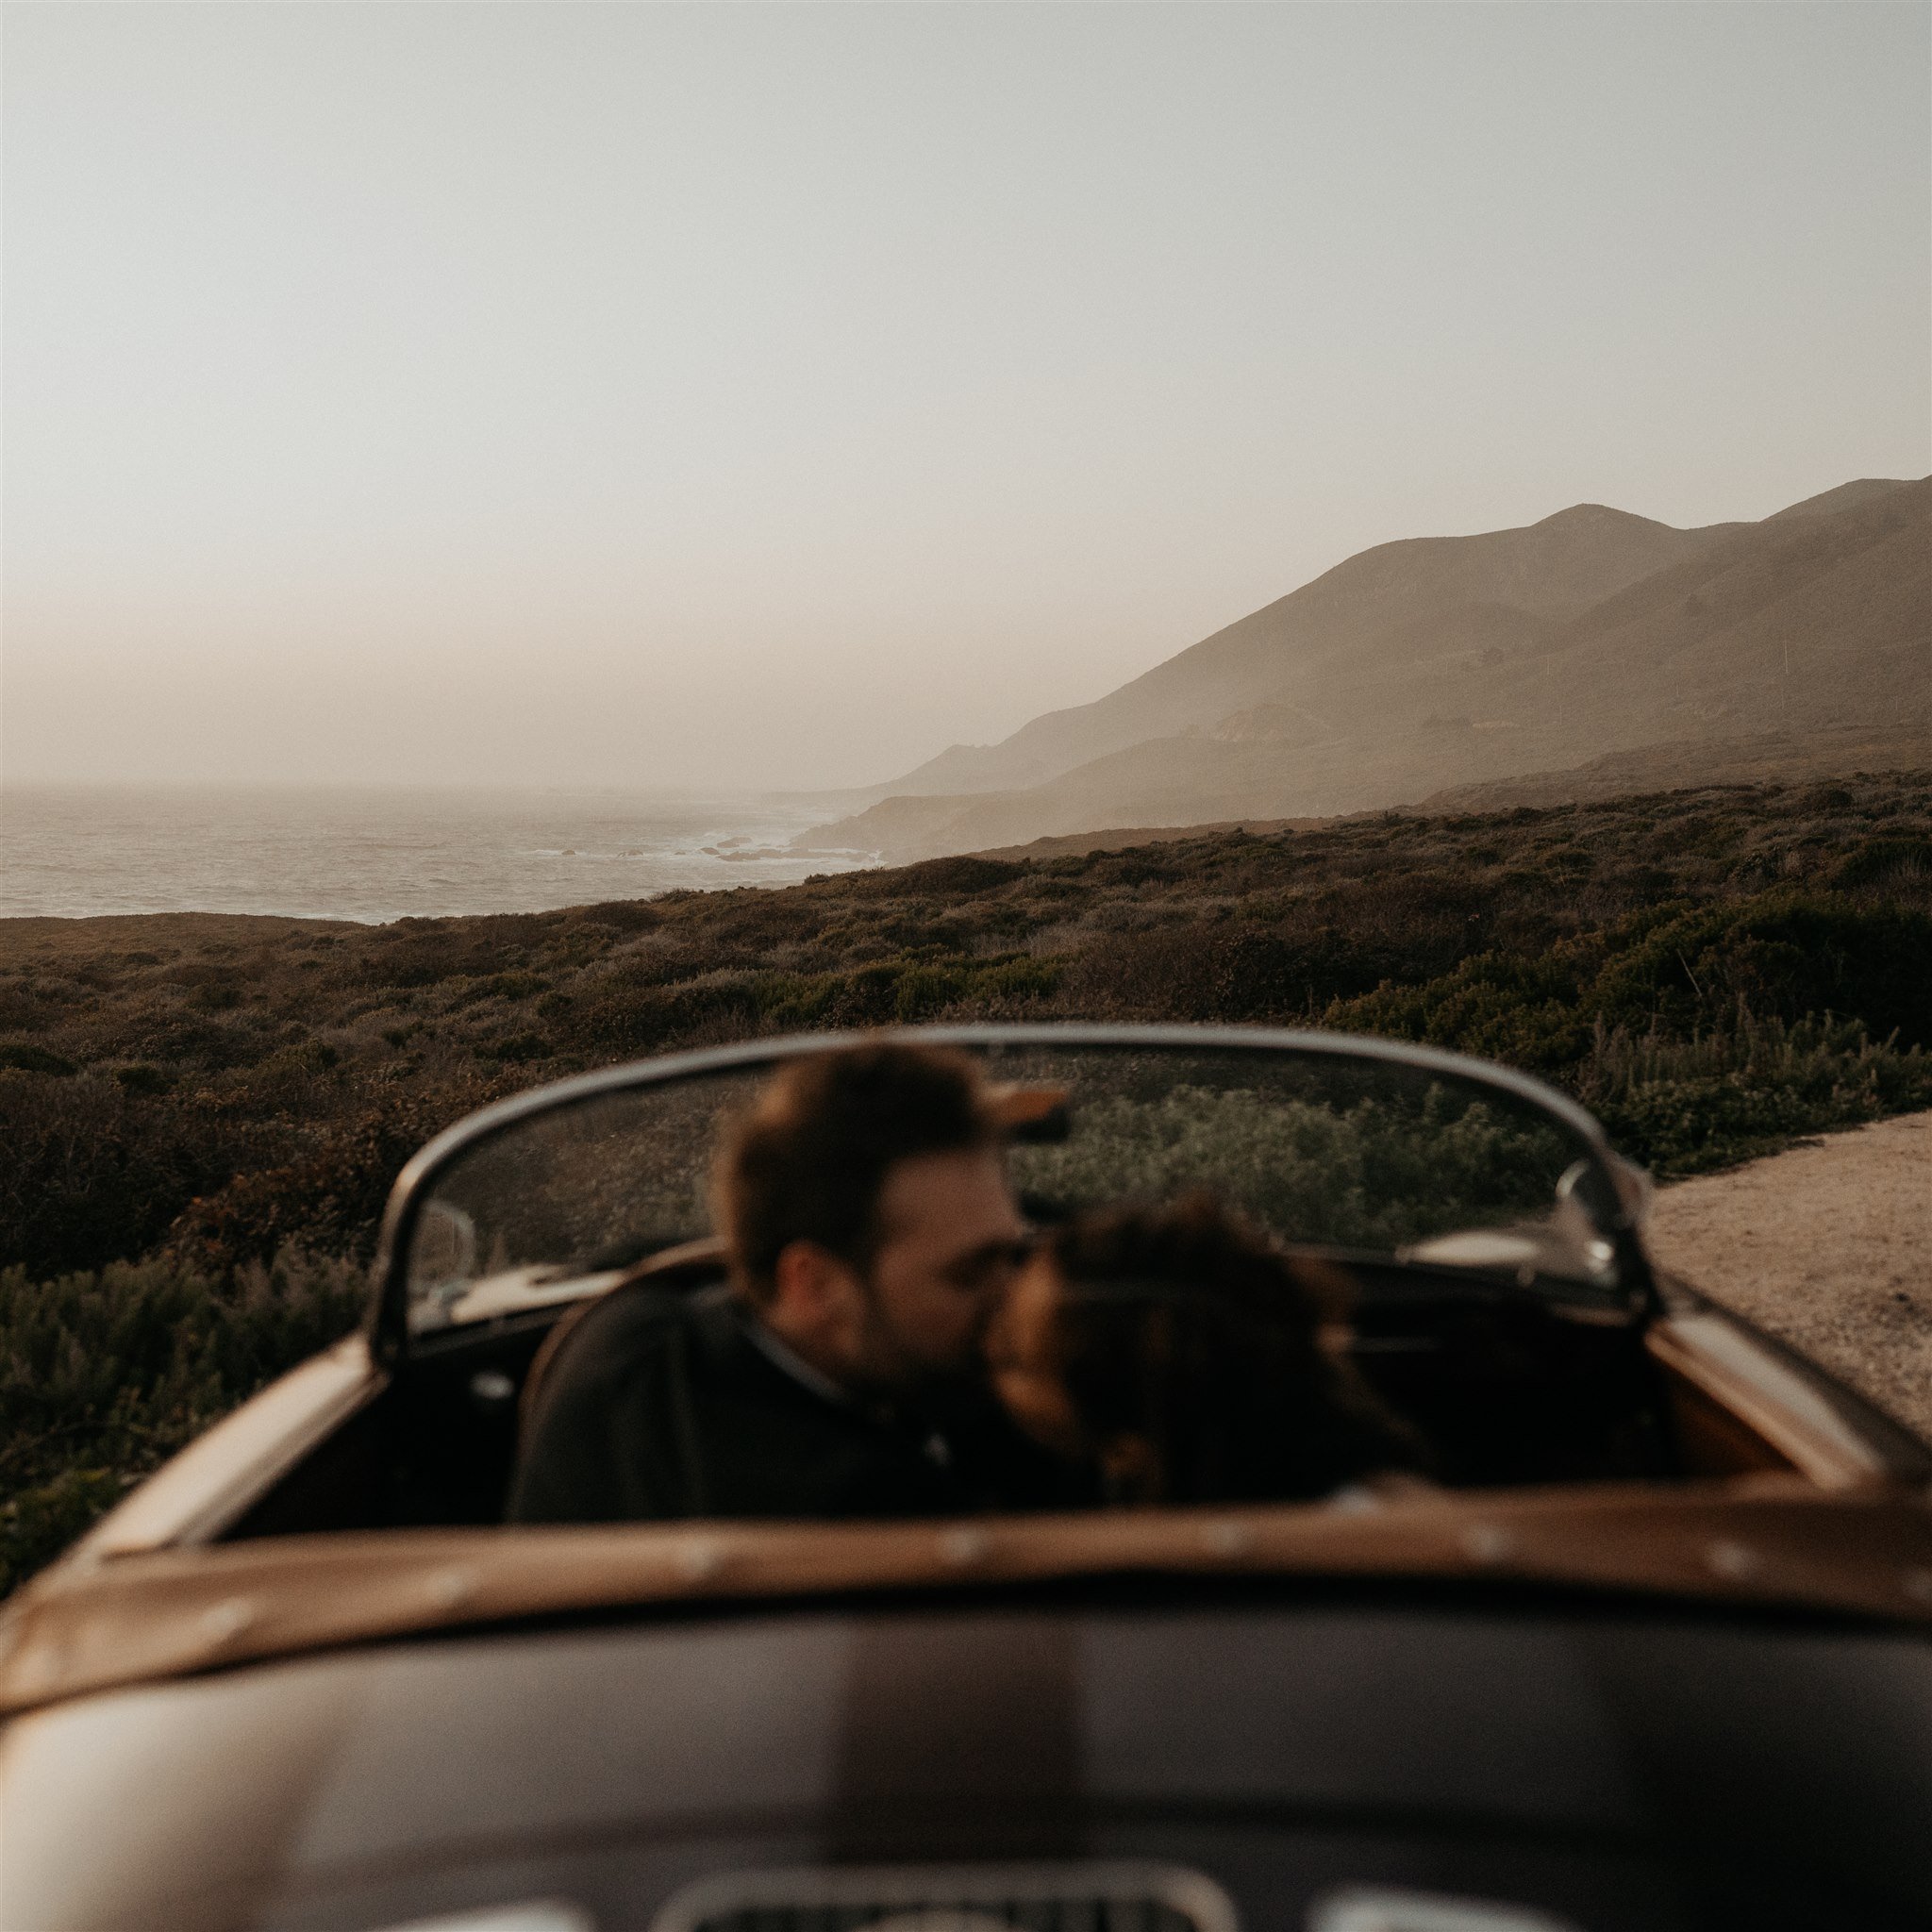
[{"left": 508, "top": 1041, "right": 1059, "bottom": 1523}]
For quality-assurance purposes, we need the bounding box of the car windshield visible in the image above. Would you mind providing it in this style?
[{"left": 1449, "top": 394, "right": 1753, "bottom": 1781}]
[{"left": 404, "top": 1036, "right": 1621, "bottom": 1337}]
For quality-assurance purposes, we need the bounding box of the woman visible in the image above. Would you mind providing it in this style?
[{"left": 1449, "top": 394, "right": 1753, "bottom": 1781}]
[{"left": 988, "top": 1191, "right": 1425, "bottom": 1506}]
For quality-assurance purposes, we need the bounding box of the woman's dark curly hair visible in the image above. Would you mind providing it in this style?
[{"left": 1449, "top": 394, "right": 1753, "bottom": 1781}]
[{"left": 1039, "top": 1191, "right": 1421, "bottom": 1504}]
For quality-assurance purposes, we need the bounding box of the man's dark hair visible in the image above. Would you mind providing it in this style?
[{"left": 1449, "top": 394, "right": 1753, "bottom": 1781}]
[{"left": 715, "top": 1041, "right": 999, "bottom": 1302}]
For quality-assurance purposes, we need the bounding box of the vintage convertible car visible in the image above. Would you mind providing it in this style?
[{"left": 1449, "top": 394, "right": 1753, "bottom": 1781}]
[{"left": 4, "top": 1024, "right": 1932, "bottom": 1931}]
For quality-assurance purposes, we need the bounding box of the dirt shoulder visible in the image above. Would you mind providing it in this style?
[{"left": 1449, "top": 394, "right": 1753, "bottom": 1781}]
[{"left": 1647, "top": 1110, "right": 1932, "bottom": 1440}]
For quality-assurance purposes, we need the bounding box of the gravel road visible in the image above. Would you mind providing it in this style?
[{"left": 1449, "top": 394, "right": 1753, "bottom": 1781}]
[{"left": 1647, "top": 1110, "right": 1932, "bottom": 1441}]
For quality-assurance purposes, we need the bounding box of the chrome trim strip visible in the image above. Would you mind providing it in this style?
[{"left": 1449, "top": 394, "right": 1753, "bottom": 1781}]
[
  {"left": 649, "top": 1862, "right": 1240, "bottom": 1932},
  {"left": 1310, "top": 1889, "right": 1582, "bottom": 1932}
]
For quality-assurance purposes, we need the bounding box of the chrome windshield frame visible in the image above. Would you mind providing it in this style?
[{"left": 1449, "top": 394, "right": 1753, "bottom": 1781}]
[{"left": 367, "top": 1024, "right": 1654, "bottom": 1365}]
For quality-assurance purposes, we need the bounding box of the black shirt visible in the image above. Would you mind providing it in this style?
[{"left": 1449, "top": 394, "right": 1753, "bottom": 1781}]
[{"left": 507, "top": 1281, "right": 1070, "bottom": 1524}]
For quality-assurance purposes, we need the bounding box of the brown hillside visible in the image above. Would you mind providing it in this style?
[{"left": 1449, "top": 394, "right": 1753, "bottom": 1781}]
[
  {"left": 809, "top": 478, "right": 1928, "bottom": 860},
  {"left": 883, "top": 501, "right": 1726, "bottom": 797}
]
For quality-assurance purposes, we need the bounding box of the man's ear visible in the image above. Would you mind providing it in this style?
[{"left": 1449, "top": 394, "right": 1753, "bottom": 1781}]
[{"left": 769, "top": 1239, "right": 863, "bottom": 1336}]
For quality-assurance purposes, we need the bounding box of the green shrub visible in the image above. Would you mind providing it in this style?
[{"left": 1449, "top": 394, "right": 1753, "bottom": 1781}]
[
  {"left": 0, "top": 1071, "right": 283, "bottom": 1277},
  {"left": 456, "top": 971, "right": 550, "bottom": 1007},
  {"left": 0, "top": 1043, "right": 75, "bottom": 1076},
  {"left": 0, "top": 1249, "right": 365, "bottom": 1591},
  {"left": 1589, "top": 893, "right": 1932, "bottom": 1046},
  {"left": 477, "top": 1032, "right": 551, "bottom": 1064},
  {"left": 1834, "top": 836, "right": 1932, "bottom": 890},
  {"left": 1012, "top": 1082, "right": 1566, "bottom": 1250},
  {"left": 112, "top": 1063, "right": 174, "bottom": 1095},
  {"left": 868, "top": 856, "right": 1024, "bottom": 897},
  {"left": 1324, "top": 949, "right": 1591, "bottom": 1070},
  {"left": 1577, "top": 1008, "right": 1932, "bottom": 1178}
]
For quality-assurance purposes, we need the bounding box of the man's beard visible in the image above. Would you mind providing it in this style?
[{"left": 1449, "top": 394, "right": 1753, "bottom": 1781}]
[{"left": 851, "top": 1280, "right": 992, "bottom": 1407}]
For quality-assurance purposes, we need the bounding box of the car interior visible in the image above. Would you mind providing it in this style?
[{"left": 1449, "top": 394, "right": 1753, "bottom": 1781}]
[{"left": 219, "top": 1236, "right": 1903, "bottom": 1547}]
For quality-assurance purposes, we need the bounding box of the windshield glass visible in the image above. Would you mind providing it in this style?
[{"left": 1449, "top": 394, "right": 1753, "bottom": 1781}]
[{"left": 405, "top": 1038, "right": 1614, "bottom": 1337}]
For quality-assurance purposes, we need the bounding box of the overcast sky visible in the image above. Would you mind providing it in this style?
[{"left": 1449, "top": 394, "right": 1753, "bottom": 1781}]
[{"left": 5, "top": 2, "right": 1927, "bottom": 793}]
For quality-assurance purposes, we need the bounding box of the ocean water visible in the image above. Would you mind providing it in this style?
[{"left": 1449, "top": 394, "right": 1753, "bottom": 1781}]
[{"left": 0, "top": 785, "right": 876, "bottom": 924}]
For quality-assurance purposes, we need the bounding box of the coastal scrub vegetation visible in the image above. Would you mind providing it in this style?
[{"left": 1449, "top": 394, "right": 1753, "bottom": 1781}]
[
  {"left": 0, "top": 1250, "right": 362, "bottom": 1593},
  {"left": 2, "top": 769, "right": 1928, "bottom": 1587}
]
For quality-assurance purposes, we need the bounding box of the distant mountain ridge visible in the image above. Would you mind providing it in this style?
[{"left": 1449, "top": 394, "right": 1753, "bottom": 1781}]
[
  {"left": 879, "top": 500, "right": 1730, "bottom": 797},
  {"left": 807, "top": 476, "right": 1929, "bottom": 860}
]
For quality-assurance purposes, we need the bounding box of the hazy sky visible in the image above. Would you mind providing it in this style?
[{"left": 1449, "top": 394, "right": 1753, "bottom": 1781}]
[{"left": 5, "top": 2, "right": 1927, "bottom": 793}]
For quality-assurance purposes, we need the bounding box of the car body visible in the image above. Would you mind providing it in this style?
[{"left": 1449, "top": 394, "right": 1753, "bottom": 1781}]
[{"left": 4, "top": 1025, "right": 1931, "bottom": 1932}]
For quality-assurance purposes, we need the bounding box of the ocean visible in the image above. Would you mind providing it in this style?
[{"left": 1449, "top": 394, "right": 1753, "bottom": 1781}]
[{"left": 0, "top": 785, "right": 876, "bottom": 924}]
